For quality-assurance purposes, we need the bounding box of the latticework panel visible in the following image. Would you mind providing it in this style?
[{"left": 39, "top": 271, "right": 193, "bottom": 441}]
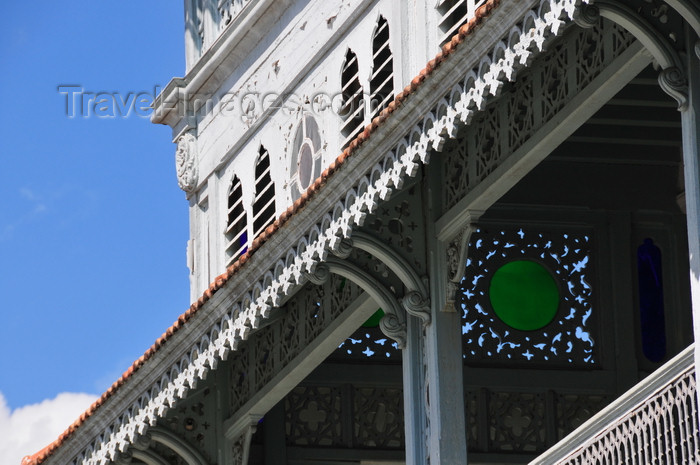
[
  {"left": 466, "top": 388, "right": 610, "bottom": 455},
  {"left": 354, "top": 387, "right": 404, "bottom": 448},
  {"left": 285, "top": 385, "right": 344, "bottom": 447},
  {"left": 556, "top": 394, "right": 609, "bottom": 440},
  {"left": 334, "top": 325, "right": 401, "bottom": 360},
  {"left": 229, "top": 276, "right": 362, "bottom": 413},
  {"left": 285, "top": 384, "right": 405, "bottom": 450},
  {"left": 557, "top": 368, "right": 699, "bottom": 464},
  {"left": 444, "top": 20, "right": 636, "bottom": 209}
]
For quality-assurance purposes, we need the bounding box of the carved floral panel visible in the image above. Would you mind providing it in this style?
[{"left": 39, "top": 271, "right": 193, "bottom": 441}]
[{"left": 459, "top": 227, "right": 597, "bottom": 366}]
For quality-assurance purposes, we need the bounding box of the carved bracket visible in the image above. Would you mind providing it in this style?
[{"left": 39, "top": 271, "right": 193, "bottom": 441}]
[
  {"left": 175, "top": 129, "right": 198, "bottom": 193},
  {"left": 579, "top": 0, "right": 689, "bottom": 109},
  {"left": 350, "top": 231, "right": 432, "bottom": 325},
  {"left": 445, "top": 220, "right": 480, "bottom": 312},
  {"left": 227, "top": 415, "right": 263, "bottom": 465},
  {"left": 304, "top": 262, "right": 331, "bottom": 285},
  {"left": 325, "top": 256, "right": 407, "bottom": 348}
]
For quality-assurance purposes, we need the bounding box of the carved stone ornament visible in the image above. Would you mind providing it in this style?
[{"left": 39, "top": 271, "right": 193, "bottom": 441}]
[
  {"left": 658, "top": 66, "right": 688, "bottom": 111},
  {"left": 577, "top": 0, "right": 690, "bottom": 110},
  {"left": 232, "top": 423, "right": 257, "bottom": 465},
  {"left": 444, "top": 221, "right": 479, "bottom": 312},
  {"left": 176, "top": 130, "right": 198, "bottom": 193}
]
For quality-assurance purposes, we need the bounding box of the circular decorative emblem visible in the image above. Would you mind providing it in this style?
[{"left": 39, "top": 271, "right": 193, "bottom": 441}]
[
  {"left": 175, "top": 131, "right": 198, "bottom": 193},
  {"left": 488, "top": 260, "right": 559, "bottom": 331},
  {"left": 297, "top": 141, "right": 314, "bottom": 191}
]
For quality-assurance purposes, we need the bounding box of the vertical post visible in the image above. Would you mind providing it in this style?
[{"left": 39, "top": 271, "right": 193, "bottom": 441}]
[
  {"left": 402, "top": 317, "right": 427, "bottom": 465},
  {"left": 680, "top": 31, "right": 700, "bottom": 430},
  {"left": 403, "top": 309, "right": 468, "bottom": 465},
  {"left": 424, "top": 292, "right": 468, "bottom": 464}
]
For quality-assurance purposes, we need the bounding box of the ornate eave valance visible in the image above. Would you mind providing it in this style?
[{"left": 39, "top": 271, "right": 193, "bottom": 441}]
[{"left": 34, "top": 2, "right": 611, "bottom": 464}]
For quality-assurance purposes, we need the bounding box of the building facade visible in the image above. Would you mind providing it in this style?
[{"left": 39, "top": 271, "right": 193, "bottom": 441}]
[{"left": 23, "top": 0, "right": 700, "bottom": 464}]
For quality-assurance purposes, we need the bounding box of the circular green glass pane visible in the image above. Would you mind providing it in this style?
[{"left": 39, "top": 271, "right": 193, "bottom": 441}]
[{"left": 489, "top": 260, "right": 559, "bottom": 331}]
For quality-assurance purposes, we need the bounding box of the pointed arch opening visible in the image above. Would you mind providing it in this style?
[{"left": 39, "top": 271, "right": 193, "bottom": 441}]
[
  {"left": 252, "top": 146, "right": 276, "bottom": 238},
  {"left": 340, "top": 49, "right": 365, "bottom": 148},
  {"left": 370, "top": 15, "right": 394, "bottom": 120},
  {"left": 226, "top": 174, "right": 247, "bottom": 265},
  {"left": 437, "top": 0, "right": 485, "bottom": 46}
]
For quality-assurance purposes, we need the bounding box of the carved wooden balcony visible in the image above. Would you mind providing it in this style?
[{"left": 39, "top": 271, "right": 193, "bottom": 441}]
[{"left": 531, "top": 344, "right": 699, "bottom": 464}]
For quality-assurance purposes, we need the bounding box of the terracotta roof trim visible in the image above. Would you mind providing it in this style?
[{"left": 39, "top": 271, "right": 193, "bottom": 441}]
[{"left": 24, "top": 1, "right": 585, "bottom": 463}]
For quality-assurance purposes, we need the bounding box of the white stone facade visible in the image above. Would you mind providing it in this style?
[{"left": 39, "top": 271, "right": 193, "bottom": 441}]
[{"left": 162, "top": 0, "right": 485, "bottom": 300}]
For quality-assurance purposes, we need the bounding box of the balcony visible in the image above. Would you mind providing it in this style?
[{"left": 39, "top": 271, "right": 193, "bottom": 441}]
[{"left": 531, "top": 345, "right": 699, "bottom": 464}]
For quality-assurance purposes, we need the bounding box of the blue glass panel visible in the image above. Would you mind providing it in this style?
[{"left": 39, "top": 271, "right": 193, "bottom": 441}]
[
  {"left": 637, "top": 238, "right": 666, "bottom": 363},
  {"left": 240, "top": 230, "right": 248, "bottom": 255}
]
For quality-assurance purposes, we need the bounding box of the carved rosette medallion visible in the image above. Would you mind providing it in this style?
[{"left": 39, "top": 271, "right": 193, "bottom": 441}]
[{"left": 175, "top": 130, "right": 198, "bottom": 193}]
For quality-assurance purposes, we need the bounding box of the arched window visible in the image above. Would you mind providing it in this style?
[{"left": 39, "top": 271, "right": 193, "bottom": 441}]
[
  {"left": 340, "top": 49, "right": 365, "bottom": 148},
  {"left": 290, "top": 115, "right": 323, "bottom": 200},
  {"left": 370, "top": 16, "right": 394, "bottom": 120},
  {"left": 437, "top": 0, "right": 485, "bottom": 46},
  {"left": 637, "top": 238, "right": 666, "bottom": 362},
  {"left": 252, "top": 146, "right": 276, "bottom": 238},
  {"left": 225, "top": 175, "right": 247, "bottom": 265}
]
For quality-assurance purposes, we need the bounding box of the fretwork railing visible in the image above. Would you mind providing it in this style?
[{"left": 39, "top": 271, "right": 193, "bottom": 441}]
[{"left": 531, "top": 344, "right": 699, "bottom": 464}]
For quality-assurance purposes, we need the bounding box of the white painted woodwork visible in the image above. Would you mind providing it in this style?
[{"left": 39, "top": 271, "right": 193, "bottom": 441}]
[
  {"left": 47, "top": 3, "right": 700, "bottom": 465},
  {"left": 436, "top": 42, "right": 652, "bottom": 241},
  {"left": 681, "top": 30, "right": 700, "bottom": 432},
  {"left": 529, "top": 344, "right": 697, "bottom": 464}
]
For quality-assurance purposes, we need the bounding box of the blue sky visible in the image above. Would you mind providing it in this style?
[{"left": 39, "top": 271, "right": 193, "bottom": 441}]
[{"left": 0, "top": 2, "right": 189, "bottom": 411}]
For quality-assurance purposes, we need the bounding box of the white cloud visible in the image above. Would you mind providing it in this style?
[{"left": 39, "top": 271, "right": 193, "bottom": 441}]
[{"left": 0, "top": 392, "right": 98, "bottom": 465}]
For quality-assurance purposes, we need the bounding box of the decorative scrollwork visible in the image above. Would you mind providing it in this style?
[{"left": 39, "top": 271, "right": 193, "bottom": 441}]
[
  {"left": 329, "top": 238, "right": 354, "bottom": 259},
  {"left": 460, "top": 227, "right": 596, "bottom": 366},
  {"left": 61, "top": 2, "right": 605, "bottom": 463},
  {"left": 304, "top": 263, "right": 331, "bottom": 285},
  {"left": 231, "top": 423, "right": 256, "bottom": 465},
  {"left": 658, "top": 66, "right": 688, "bottom": 110},
  {"left": 380, "top": 312, "right": 407, "bottom": 349},
  {"left": 574, "top": 4, "right": 600, "bottom": 28},
  {"left": 401, "top": 290, "right": 431, "bottom": 325},
  {"left": 175, "top": 130, "right": 198, "bottom": 193},
  {"left": 445, "top": 222, "right": 479, "bottom": 312},
  {"left": 444, "top": 19, "right": 635, "bottom": 209}
]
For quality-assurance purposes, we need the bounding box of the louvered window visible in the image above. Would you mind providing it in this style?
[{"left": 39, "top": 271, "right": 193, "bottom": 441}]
[
  {"left": 340, "top": 49, "right": 365, "bottom": 148},
  {"left": 225, "top": 175, "right": 247, "bottom": 265},
  {"left": 252, "top": 147, "right": 276, "bottom": 238},
  {"left": 437, "top": 0, "right": 485, "bottom": 46},
  {"left": 370, "top": 16, "right": 394, "bottom": 120}
]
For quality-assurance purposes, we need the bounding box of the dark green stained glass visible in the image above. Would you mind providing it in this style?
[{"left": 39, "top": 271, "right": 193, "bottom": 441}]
[
  {"left": 489, "top": 260, "right": 559, "bottom": 331},
  {"left": 363, "top": 308, "right": 385, "bottom": 328}
]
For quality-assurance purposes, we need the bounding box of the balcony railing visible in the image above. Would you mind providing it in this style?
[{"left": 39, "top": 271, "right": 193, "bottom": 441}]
[{"left": 531, "top": 344, "right": 699, "bottom": 464}]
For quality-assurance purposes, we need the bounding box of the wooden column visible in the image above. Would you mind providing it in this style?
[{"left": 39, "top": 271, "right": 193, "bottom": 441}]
[
  {"left": 399, "top": 183, "right": 468, "bottom": 464},
  {"left": 680, "top": 32, "right": 700, "bottom": 430},
  {"left": 424, "top": 295, "right": 468, "bottom": 464},
  {"left": 402, "top": 317, "right": 428, "bottom": 465}
]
